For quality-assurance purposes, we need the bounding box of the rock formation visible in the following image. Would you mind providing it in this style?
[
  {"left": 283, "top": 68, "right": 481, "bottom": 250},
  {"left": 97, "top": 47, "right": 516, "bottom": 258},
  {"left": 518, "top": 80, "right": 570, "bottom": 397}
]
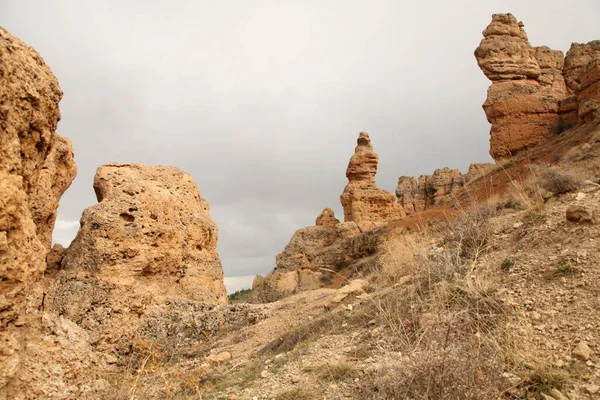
[
  {"left": 252, "top": 209, "right": 380, "bottom": 303},
  {"left": 396, "top": 168, "right": 469, "bottom": 215},
  {"left": 54, "top": 163, "right": 227, "bottom": 311},
  {"left": 475, "top": 14, "right": 600, "bottom": 160},
  {"left": 315, "top": 208, "right": 340, "bottom": 228},
  {"left": 0, "top": 26, "right": 77, "bottom": 394},
  {"left": 340, "top": 132, "right": 404, "bottom": 230}
]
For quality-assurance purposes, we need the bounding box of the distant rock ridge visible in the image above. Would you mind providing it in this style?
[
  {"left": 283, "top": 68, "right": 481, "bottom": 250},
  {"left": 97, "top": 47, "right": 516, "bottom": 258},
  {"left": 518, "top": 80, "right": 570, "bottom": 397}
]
[
  {"left": 340, "top": 132, "right": 405, "bottom": 230},
  {"left": 396, "top": 163, "right": 496, "bottom": 215},
  {"left": 475, "top": 13, "right": 600, "bottom": 160}
]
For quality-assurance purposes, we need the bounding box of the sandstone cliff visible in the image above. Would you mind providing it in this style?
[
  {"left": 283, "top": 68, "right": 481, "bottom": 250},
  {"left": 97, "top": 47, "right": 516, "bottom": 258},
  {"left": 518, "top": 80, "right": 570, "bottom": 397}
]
[
  {"left": 475, "top": 14, "right": 600, "bottom": 160},
  {"left": 340, "top": 132, "right": 404, "bottom": 230},
  {"left": 0, "top": 26, "right": 77, "bottom": 394},
  {"left": 395, "top": 164, "right": 495, "bottom": 215}
]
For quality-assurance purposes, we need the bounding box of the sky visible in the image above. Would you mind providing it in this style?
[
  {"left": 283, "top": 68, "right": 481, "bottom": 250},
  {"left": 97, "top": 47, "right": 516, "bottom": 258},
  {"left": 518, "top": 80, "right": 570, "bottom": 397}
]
[{"left": 2, "top": 1, "right": 599, "bottom": 293}]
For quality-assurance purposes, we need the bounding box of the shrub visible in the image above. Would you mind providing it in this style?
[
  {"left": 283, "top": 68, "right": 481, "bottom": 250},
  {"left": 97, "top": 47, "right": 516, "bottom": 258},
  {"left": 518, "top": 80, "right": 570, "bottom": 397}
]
[
  {"left": 532, "top": 165, "right": 582, "bottom": 195},
  {"left": 228, "top": 288, "right": 253, "bottom": 302},
  {"left": 315, "top": 362, "right": 358, "bottom": 382},
  {"left": 444, "top": 205, "right": 494, "bottom": 260}
]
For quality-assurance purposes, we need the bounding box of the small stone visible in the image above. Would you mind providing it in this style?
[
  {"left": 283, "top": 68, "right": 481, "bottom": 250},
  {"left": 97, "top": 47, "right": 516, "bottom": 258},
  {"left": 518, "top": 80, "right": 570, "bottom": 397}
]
[
  {"left": 513, "top": 222, "right": 523, "bottom": 229},
  {"left": 260, "top": 370, "right": 269, "bottom": 378},
  {"left": 104, "top": 354, "right": 118, "bottom": 364},
  {"left": 347, "top": 304, "right": 353, "bottom": 311},
  {"left": 566, "top": 205, "right": 594, "bottom": 224},
  {"left": 291, "top": 375, "right": 300, "bottom": 384},
  {"left": 207, "top": 351, "right": 232, "bottom": 363},
  {"left": 573, "top": 341, "right": 592, "bottom": 361},
  {"left": 548, "top": 389, "right": 569, "bottom": 400},
  {"left": 576, "top": 192, "right": 586, "bottom": 201},
  {"left": 584, "top": 384, "right": 599, "bottom": 394}
]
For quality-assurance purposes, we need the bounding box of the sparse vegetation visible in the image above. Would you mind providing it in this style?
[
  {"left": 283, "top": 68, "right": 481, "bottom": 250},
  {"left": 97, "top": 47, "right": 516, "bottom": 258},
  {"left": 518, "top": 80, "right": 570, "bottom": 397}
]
[
  {"left": 501, "top": 258, "right": 514, "bottom": 272},
  {"left": 518, "top": 367, "right": 569, "bottom": 399},
  {"left": 315, "top": 362, "right": 358, "bottom": 382},
  {"left": 274, "top": 388, "right": 317, "bottom": 400},
  {"left": 532, "top": 164, "right": 582, "bottom": 194},
  {"left": 228, "top": 288, "right": 253, "bottom": 302}
]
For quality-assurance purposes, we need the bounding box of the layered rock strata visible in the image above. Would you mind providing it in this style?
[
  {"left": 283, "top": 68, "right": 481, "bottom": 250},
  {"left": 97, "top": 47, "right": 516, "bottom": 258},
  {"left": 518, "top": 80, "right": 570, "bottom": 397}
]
[
  {"left": 340, "top": 132, "right": 404, "bottom": 230},
  {"left": 475, "top": 14, "right": 600, "bottom": 160},
  {"left": 395, "top": 163, "right": 497, "bottom": 215}
]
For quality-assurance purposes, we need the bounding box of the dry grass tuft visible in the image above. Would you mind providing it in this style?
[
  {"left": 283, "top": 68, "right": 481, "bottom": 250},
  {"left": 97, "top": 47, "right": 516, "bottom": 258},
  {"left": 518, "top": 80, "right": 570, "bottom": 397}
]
[
  {"left": 532, "top": 164, "right": 582, "bottom": 194},
  {"left": 315, "top": 362, "right": 359, "bottom": 382},
  {"left": 356, "top": 346, "right": 510, "bottom": 399},
  {"left": 274, "top": 388, "right": 317, "bottom": 400},
  {"left": 354, "top": 203, "right": 517, "bottom": 399}
]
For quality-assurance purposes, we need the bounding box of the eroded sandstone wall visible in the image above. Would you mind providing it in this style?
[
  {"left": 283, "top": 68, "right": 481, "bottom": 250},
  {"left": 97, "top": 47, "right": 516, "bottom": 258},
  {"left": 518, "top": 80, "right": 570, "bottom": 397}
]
[
  {"left": 395, "top": 165, "right": 496, "bottom": 216},
  {"left": 0, "top": 26, "right": 77, "bottom": 394},
  {"left": 475, "top": 14, "right": 600, "bottom": 160}
]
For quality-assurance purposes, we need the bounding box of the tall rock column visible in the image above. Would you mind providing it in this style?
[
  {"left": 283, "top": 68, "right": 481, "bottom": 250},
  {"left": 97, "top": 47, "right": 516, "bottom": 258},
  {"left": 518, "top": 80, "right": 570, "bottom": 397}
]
[
  {"left": 340, "top": 132, "right": 404, "bottom": 230},
  {"left": 475, "top": 14, "right": 568, "bottom": 160}
]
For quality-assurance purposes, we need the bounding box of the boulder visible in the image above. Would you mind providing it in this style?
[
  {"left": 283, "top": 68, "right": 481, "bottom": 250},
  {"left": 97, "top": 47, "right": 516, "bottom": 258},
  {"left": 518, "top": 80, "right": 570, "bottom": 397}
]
[
  {"left": 57, "top": 163, "right": 227, "bottom": 305},
  {"left": 566, "top": 205, "right": 595, "bottom": 224},
  {"left": 50, "top": 164, "right": 227, "bottom": 352}
]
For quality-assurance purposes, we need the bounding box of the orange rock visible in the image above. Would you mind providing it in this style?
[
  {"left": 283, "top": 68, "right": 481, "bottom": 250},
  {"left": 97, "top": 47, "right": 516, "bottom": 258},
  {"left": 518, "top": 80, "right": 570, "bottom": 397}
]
[
  {"left": 315, "top": 208, "right": 340, "bottom": 227},
  {"left": 340, "top": 133, "right": 404, "bottom": 230},
  {"left": 396, "top": 168, "right": 465, "bottom": 214},
  {"left": 57, "top": 163, "right": 227, "bottom": 307},
  {"left": 0, "top": 26, "right": 77, "bottom": 395},
  {"left": 476, "top": 15, "right": 600, "bottom": 160}
]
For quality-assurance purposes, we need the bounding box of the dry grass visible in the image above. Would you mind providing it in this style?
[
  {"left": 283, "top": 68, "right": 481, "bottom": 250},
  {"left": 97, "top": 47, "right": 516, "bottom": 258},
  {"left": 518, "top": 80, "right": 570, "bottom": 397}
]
[
  {"left": 354, "top": 203, "right": 519, "bottom": 399},
  {"left": 314, "top": 362, "right": 359, "bottom": 382},
  {"left": 274, "top": 388, "right": 317, "bottom": 400},
  {"left": 109, "top": 338, "right": 208, "bottom": 399},
  {"left": 532, "top": 164, "right": 582, "bottom": 194},
  {"left": 370, "top": 234, "right": 421, "bottom": 287}
]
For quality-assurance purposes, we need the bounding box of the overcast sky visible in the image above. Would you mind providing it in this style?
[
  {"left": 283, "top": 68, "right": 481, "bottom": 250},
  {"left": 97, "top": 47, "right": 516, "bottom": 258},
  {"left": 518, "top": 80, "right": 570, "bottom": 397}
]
[{"left": 3, "top": 1, "right": 599, "bottom": 292}]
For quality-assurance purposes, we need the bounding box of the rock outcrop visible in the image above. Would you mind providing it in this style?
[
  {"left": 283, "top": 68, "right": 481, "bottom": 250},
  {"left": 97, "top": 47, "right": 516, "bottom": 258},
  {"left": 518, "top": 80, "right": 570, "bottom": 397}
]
[
  {"left": 475, "top": 14, "right": 600, "bottom": 160},
  {"left": 0, "top": 26, "right": 77, "bottom": 394},
  {"left": 315, "top": 208, "right": 340, "bottom": 228},
  {"left": 251, "top": 210, "right": 380, "bottom": 303},
  {"left": 54, "top": 164, "right": 227, "bottom": 314},
  {"left": 396, "top": 168, "right": 470, "bottom": 215},
  {"left": 340, "top": 132, "right": 404, "bottom": 230}
]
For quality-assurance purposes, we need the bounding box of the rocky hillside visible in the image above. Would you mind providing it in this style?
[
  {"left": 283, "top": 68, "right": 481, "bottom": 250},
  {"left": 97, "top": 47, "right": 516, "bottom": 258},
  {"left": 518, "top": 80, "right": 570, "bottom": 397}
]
[
  {"left": 251, "top": 12, "right": 600, "bottom": 305},
  {"left": 1, "top": 11, "right": 600, "bottom": 400}
]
